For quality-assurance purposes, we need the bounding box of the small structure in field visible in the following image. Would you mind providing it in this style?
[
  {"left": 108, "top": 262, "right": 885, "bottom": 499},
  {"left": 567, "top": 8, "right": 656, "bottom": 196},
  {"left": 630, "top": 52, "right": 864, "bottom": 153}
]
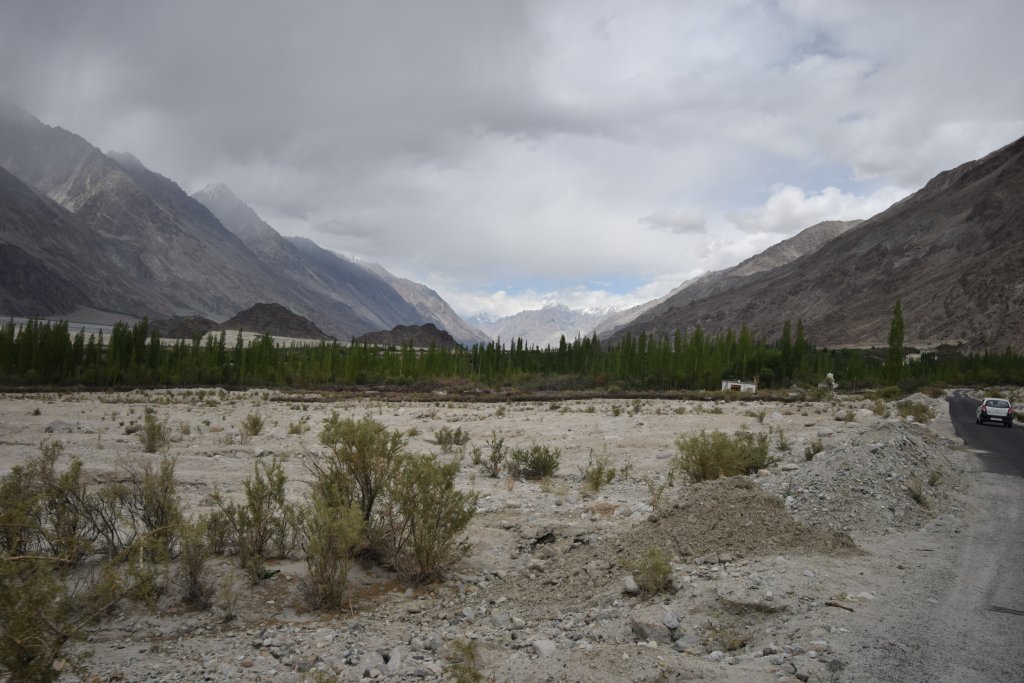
[{"left": 722, "top": 379, "right": 757, "bottom": 393}]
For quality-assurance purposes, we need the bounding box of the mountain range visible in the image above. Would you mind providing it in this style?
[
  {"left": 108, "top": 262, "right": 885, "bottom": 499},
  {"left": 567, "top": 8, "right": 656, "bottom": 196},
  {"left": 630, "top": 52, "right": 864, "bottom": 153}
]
[
  {"left": 610, "top": 136, "right": 1024, "bottom": 351},
  {"left": 475, "top": 220, "right": 863, "bottom": 348},
  {"left": 0, "top": 99, "right": 486, "bottom": 345},
  {"left": 2, "top": 97, "right": 1021, "bottom": 354}
]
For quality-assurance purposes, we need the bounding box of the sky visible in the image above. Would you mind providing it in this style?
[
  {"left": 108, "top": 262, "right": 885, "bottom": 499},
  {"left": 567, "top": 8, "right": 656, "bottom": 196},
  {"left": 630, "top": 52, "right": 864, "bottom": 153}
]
[{"left": 2, "top": 0, "right": 1023, "bottom": 320}]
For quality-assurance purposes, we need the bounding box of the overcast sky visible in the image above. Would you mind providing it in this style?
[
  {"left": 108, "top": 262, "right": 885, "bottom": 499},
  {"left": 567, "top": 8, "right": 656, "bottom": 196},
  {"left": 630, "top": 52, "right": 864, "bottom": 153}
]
[{"left": 2, "top": 1, "right": 1023, "bottom": 319}]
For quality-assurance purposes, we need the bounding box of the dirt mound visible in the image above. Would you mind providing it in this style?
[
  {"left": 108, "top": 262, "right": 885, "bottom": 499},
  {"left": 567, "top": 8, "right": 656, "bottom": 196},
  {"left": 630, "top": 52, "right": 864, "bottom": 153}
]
[
  {"left": 354, "top": 322, "right": 462, "bottom": 350},
  {"left": 621, "top": 477, "right": 859, "bottom": 561},
  {"left": 761, "top": 420, "right": 966, "bottom": 535},
  {"left": 220, "top": 302, "right": 332, "bottom": 340},
  {"left": 150, "top": 314, "right": 217, "bottom": 339}
]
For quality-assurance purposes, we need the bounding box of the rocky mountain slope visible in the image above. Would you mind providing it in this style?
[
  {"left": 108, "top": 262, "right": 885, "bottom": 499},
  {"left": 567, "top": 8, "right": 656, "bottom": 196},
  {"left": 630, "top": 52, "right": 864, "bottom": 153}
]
[
  {"left": 0, "top": 102, "right": 306, "bottom": 322},
  {"left": 192, "top": 184, "right": 429, "bottom": 339},
  {"left": 593, "top": 221, "right": 859, "bottom": 341},
  {"left": 612, "top": 136, "right": 1024, "bottom": 351},
  {"left": 0, "top": 100, "right": 482, "bottom": 343},
  {"left": 0, "top": 165, "right": 160, "bottom": 316}
]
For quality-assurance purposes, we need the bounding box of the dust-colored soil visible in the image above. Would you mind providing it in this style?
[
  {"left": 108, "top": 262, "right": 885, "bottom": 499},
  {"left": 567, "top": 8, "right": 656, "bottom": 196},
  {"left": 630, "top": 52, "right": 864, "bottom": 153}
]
[{"left": 0, "top": 389, "right": 983, "bottom": 681}]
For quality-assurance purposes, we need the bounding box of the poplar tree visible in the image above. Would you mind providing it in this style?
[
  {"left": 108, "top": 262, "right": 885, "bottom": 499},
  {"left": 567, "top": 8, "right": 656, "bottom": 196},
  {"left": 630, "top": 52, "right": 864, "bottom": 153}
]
[{"left": 887, "top": 300, "right": 905, "bottom": 385}]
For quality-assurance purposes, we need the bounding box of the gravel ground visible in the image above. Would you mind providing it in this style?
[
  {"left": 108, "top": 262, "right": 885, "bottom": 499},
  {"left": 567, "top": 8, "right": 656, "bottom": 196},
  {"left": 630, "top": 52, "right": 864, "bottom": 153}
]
[{"left": 0, "top": 389, "right": 990, "bottom": 682}]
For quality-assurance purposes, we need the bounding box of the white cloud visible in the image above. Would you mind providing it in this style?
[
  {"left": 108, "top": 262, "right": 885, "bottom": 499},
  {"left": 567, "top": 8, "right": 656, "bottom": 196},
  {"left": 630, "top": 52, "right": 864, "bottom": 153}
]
[
  {"left": 726, "top": 184, "right": 909, "bottom": 234},
  {"left": 1, "top": 0, "right": 1022, "bottom": 318}
]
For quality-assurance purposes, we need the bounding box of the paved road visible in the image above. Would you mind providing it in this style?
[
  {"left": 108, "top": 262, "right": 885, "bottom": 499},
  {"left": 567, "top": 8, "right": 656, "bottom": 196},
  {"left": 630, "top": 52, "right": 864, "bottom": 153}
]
[
  {"left": 918, "top": 390, "right": 1024, "bottom": 681},
  {"left": 948, "top": 390, "right": 1024, "bottom": 475}
]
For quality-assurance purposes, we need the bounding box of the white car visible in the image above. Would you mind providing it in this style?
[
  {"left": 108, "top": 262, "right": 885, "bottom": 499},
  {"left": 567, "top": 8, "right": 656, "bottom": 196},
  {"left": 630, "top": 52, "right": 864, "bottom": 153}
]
[{"left": 976, "top": 397, "right": 1014, "bottom": 428}]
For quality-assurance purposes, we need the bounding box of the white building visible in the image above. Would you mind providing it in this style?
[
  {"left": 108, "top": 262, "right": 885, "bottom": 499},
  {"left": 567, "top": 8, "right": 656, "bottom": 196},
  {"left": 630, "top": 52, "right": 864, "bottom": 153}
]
[{"left": 721, "top": 379, "right": 757, "bottom": 393}]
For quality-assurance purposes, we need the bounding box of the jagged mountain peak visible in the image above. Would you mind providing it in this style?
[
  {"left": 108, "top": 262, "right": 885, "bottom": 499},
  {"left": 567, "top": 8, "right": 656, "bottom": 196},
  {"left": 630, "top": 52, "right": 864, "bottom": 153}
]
[{"left": 194, "top": 182, "right": 242, "bottom": 204}]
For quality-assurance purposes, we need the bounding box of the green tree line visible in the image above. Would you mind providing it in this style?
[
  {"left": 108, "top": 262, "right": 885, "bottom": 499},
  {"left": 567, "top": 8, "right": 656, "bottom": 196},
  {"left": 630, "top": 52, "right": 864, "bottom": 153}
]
[{"left": 1, "top": 316, "right": 1022, "bottom": 391}]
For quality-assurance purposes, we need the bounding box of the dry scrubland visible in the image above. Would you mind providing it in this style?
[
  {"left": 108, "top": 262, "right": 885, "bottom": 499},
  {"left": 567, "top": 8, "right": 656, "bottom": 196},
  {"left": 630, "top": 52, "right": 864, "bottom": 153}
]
[{"left": 0, "top": 389, "right": 976, "bottom": 682}]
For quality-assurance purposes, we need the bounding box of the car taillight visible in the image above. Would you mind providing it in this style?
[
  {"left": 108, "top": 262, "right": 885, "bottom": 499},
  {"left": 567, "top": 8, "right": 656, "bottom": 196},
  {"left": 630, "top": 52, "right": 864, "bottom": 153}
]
[
  {"left": 981, "top": 406, "right": 987, "bottom": 413},
  {"left": 1010, "top": 406, "right": 1014, "bottom": 416}
]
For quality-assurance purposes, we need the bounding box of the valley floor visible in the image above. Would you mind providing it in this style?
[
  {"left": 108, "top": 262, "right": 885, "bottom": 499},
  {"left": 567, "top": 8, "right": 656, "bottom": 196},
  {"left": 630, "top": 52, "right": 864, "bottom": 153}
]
[{"left": 0, "top": 388, "right": 1016, "bottom": 682}]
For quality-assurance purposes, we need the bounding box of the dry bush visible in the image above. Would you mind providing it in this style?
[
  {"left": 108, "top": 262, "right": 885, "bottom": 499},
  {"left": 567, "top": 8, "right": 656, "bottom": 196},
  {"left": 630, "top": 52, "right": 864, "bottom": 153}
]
[
  {"left": 897, "top": 400, "right": 936, "bottom": 423},
  {"left": 482, "top": 432, "right": 506, "bottom": 478},
  {"left": 906, "top": 476, "right": 928, "bottom": 506},
  {"left": 299, "top": 497, "right": 363, "bottom": 610},
  {"left": 804, "top": 438, "right": 825, "bottom": 461},
  {"left": 630, "top": 547, "right": 672, "bottom": 594},
  {"left": 241, "top": 413, "right": 265, "bottom": 437},
  {"left": 214, "top": 456, "right": 292, "bottom": 582},
  {"left": 434, "top": 425, "right": 470, "bottom": 453},
  {"left": 507, "top": 444, "right": 561, "bottom": 480},
  {"left": 138, "top": 410, "right": 169, "bottom": 453},
  {"left": 674, "top": 430, "right": 774, "bottom": 482},
  {"left": 176, "top": 517, "right": 213, "bottom": 607},
  {"left": 313, "top": 413, "right": 405, "bottom": 525},
  {"left": 445, "top": 638, "right": 488, "bottom": 683},
  {"left": 380, "top": 454, "right": 477, "bottom": 584},
  {"left": 579, "top": 449, "right": 616, "bottom": 494},
  {"left": 119, "top": 454, "right": 181, "bottom": 559}
]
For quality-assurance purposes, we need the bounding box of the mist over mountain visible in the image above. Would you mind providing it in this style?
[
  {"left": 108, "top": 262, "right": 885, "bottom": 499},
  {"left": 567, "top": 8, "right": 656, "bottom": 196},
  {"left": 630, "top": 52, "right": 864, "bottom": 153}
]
[
  {"left": 192, "top": 183, "right": 431, "bottom": 338},
  {"left": 611, "top": 137, "right": 1024, "bottom": 351},
  {"left": 0, "top": 100, "right": 486, "bottom": 343}
]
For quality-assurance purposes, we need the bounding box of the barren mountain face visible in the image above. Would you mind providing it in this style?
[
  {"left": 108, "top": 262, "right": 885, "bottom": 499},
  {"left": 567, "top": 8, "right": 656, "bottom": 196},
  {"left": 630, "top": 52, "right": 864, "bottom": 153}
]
[
  {"left": 614, "top": 138, "right": 1024, "bottom": 352},
  {"left": 0, "top": 101, "right": 484, "bottom": 343}
]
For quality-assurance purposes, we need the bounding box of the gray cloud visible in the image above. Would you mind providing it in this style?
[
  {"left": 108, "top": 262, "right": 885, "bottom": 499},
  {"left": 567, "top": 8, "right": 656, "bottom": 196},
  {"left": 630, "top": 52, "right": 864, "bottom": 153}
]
[
  {"left": 2, "top": 0, "right": 1023, "bottom": 316},
  {"left": 640, "top": 208, "right": 706, "bottom": 234}
]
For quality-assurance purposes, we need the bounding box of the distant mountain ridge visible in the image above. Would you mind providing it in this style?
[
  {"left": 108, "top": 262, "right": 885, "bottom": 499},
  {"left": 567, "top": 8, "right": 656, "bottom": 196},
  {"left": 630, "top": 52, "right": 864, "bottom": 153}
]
[
  {"left": 473, "top": 304, "right": 610, "bottom": 349},
  {"left": 612, "top": 136, "right": 1024, "bottom": 351},
  {"left": 600, "top": 219, "right": 861, "bottom": 341},
  {"left": 0, "top": 99, "right": 485, "bottom": 344},
  {"left": 192, "top": 183, "right": 429, "bottom": 338}
]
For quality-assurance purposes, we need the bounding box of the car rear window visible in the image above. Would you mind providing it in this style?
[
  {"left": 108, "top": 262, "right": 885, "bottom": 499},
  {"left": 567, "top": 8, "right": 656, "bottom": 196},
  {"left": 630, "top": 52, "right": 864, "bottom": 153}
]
[{"left": 986, "top": 399, "right": 1010, "bottom": 408}]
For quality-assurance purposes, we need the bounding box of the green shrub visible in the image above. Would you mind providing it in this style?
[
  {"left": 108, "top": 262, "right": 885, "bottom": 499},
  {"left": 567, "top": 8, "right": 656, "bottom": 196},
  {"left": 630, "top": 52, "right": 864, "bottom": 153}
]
[
  {"left": 804, "top": 438, "right": 824, "bottom": 461},
  {"left": 0, "top": 558, "right": 83, "bottom": 682},
  {"left": 871, "top": 399, "right": 887, "bottom": 417},
  {"left": 897, "top": 400, "right": 936, "bottom": 423},
  {"left": 482, "top": 432, "right": 505, "bottom": 478},
  {"left": 176, "top": 517, "right": 212, "bottom": 607},
  {"left": 214, "top": 456, "right": 292, "bottom": 581},
  {"left": 630, "top": 547, "right": 672, "bottom": 593},
  {"left": 580, "top": 450, "right": 616, "bottom": 494},
  {"left": 673, "top": 430, "right": 774, "bottom": 482},
  {"left": 138, "top": 411, "right": 169, "bottom": 453},
  {"left": 876, "top": 386, "right": 903, "bottom": 400},
  {"left": 776, "top": 429, "right": 790, "bottom": 452},
  {"left": 239, "top": 411, "right": 264, "bottom": 438},
  {"left": 380, "top": 454, "right": 477, "bottom": 584},
  {"left": 434, "top": 426, "right": 470, "bottom": 453},
  {"left": 299, "top": 497, "right": 363, "bottom": 610},
  {"left": 287, "top": 416, "right": 309, "bottom": 435},
  {"left": 445, "top": 638, "right": 487, "bottom": 683},
  {"left": 119, "top": 454, "right": 181, "bottom": 560},
  {"left": 313, "top": 413, "right": 405, "bottom": 525},
  {"left": 507, "top": 444, "right": 561, "bottom": 480},
  {"left": 906, "top": 476, "right": 927, "bottom": 506}
]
